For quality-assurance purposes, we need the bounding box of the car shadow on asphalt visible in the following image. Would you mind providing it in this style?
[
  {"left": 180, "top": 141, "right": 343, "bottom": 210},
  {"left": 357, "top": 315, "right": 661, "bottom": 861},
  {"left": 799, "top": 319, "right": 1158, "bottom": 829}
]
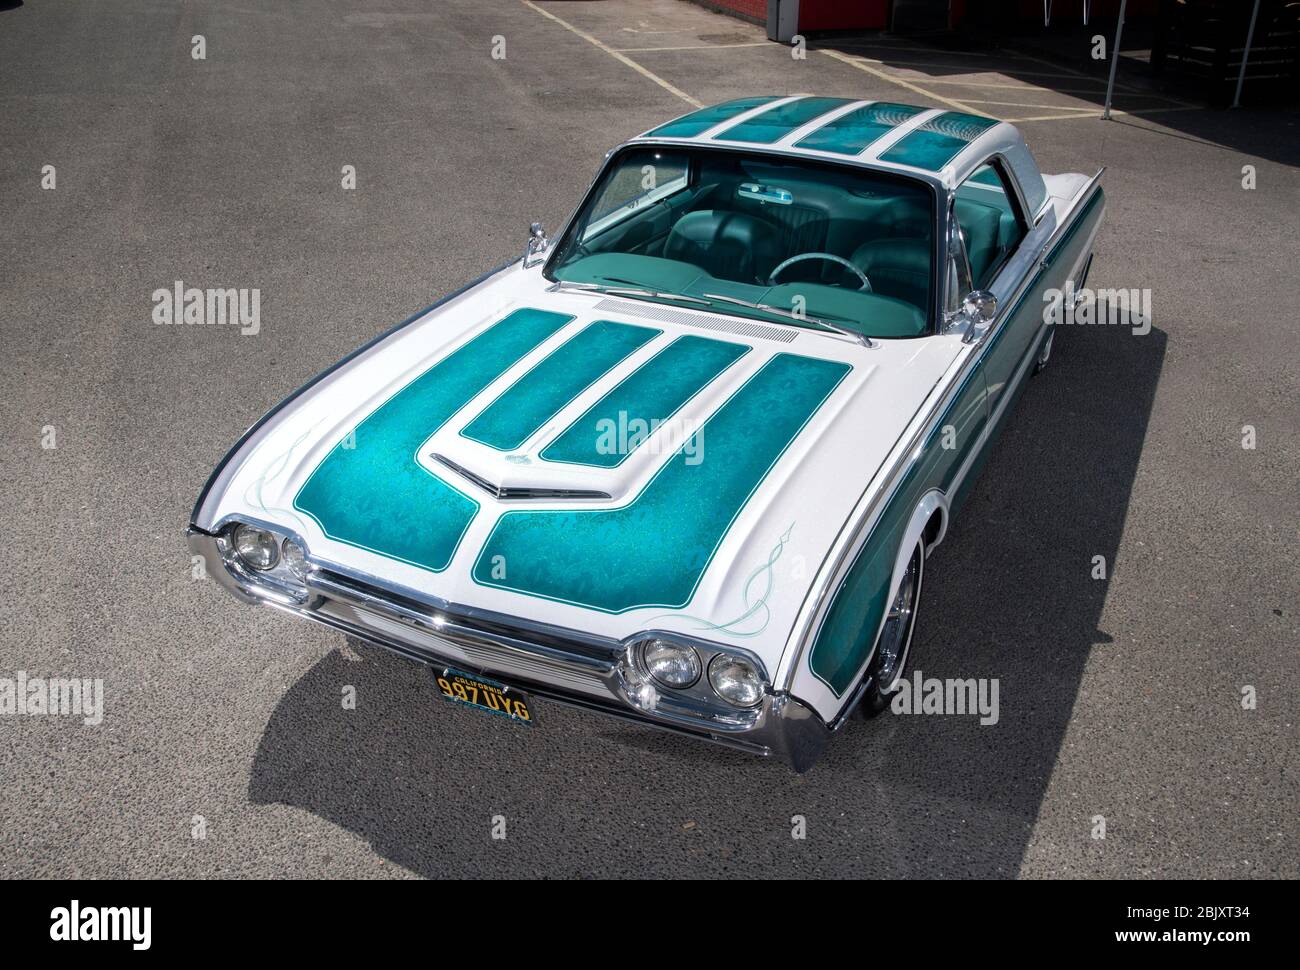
[{"left": 249, "top": 312, "right": 1166, "bottom": 878}]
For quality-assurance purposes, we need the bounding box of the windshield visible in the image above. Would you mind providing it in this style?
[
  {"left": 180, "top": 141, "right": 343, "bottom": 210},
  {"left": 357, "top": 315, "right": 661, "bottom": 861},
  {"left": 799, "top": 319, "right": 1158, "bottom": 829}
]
[{"left": 547, "top": 145, "right": 935, "bottom": 339}]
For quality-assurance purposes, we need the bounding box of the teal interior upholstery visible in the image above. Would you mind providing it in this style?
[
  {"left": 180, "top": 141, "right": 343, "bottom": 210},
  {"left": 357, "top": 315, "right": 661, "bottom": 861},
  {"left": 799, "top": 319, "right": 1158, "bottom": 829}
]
[
  {"left": 952, "top": 164, "right": 1026, "bottom": 289},
  {"left": 664, "top": 209, "right": 782, "bottom": 283},
  {"left": 849, "top": 238, "right": 931, "bottom": 310},
  {"left": 954, "top": 198, "right": 1002, "bottom": 289},
  {"left": 764, "top": 283, "right": 925, "bottom": 336}
]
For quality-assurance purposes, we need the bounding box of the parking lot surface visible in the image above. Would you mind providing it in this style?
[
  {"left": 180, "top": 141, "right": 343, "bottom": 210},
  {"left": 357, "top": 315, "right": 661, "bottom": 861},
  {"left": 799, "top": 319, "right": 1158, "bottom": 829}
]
[{"left": 1, "top": 0, "right": 1297, "bottom": 878}]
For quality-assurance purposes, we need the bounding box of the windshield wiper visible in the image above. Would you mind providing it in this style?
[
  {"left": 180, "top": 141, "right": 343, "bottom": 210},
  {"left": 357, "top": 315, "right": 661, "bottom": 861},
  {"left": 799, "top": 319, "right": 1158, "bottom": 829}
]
[
  {"left": 700, "top": 294, "right": 876, "bottom": 348},
  {"left": 548, "top": 280, "right": 711, "bottom": 307},
  {"left": 551, "top": 281, "right": 875, "bottom": 347}
]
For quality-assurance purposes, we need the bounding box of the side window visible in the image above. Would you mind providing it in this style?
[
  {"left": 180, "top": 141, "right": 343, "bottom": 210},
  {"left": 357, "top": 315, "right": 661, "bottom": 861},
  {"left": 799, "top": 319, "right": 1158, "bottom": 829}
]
[
  {"left": 953, "top": 162, "right": 1027, "bottom": 291},
  {"left": 582, "top": 152, "right": 689, "bottom": 241}
]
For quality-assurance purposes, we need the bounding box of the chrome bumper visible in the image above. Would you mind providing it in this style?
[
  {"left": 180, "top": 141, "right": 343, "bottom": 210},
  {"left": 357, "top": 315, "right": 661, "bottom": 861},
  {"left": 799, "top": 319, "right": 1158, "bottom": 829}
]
[{"left": 187, "top": 527, "right": 831, "bottom": 771}]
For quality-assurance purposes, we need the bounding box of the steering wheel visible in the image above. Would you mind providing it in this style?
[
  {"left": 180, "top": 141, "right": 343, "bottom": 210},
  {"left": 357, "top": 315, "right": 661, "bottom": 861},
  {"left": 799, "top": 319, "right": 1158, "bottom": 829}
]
[{"left": 768, "top": 252, "right": 872, "bottom": 291}]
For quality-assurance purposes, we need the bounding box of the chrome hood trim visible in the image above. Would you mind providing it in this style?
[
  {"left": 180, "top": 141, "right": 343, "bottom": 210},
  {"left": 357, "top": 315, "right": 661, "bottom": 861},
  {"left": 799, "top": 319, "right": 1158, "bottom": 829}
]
[{"left": 431, "top": 453, "right": 611, "bottom": 501}]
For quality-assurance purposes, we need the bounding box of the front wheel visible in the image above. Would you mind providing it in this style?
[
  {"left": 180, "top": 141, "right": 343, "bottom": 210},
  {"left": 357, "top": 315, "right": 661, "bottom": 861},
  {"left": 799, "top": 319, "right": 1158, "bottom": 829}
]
[{"left": 858, "top": 540, "right": 925, "bottom": 717}]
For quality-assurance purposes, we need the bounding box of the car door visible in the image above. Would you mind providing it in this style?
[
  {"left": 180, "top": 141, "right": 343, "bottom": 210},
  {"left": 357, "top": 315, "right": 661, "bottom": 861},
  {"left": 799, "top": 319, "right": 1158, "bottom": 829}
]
[{"left": 951, "top": 160, "right": 1034, "bottom": 420}]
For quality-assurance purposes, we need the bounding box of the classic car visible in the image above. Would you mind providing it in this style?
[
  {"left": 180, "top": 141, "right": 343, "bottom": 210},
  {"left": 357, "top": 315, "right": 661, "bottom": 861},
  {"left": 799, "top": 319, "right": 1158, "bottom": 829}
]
[{"left": 188, "top": 96, "right": 1104, "bottom": 771}]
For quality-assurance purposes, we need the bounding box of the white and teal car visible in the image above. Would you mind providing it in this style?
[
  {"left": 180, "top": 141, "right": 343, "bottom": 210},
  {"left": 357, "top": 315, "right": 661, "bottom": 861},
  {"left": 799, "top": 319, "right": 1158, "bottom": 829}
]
[{"left": 189, "top": 96, "right": 1104, "bottom": 770}]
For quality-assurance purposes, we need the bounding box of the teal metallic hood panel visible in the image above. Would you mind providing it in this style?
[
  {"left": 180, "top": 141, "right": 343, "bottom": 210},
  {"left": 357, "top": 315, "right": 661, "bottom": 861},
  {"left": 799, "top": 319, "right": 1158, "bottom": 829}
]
[
  {"left": 471, "top": 352, "right": 851, "bottom": 614},
  {"left": 541, "top": 334, "right": 749, "bottom": 468},
  {"left": 293, "top": 307, "right": 573, "bottom": 572},
  {"left": 461, "top": 320, "right": 659, "bottom": 452},
  {"left": 288, "top": 304, "right": 850, "bottom": 599}
]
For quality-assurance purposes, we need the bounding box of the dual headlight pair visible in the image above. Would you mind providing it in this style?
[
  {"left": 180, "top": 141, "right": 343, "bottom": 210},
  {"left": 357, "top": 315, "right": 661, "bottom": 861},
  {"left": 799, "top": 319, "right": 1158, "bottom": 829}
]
[
  {"left": 639, "top": 638, "right": 765, "bottom": 708},
  {"left": 227, "top": 523, "right": 314, "bottom": 589}
]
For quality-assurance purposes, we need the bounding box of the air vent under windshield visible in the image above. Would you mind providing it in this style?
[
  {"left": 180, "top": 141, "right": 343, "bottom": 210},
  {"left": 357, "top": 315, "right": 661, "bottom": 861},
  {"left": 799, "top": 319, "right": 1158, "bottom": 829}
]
[{"left": 592, "top": 299, "right": 796, "bottom": 342}]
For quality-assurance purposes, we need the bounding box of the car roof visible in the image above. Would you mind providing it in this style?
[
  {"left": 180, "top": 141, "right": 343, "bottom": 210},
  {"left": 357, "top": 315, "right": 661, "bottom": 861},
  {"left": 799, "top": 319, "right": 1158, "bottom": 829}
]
[{"left": 629, "top": 96, "right": 1048, "bottom": 217}]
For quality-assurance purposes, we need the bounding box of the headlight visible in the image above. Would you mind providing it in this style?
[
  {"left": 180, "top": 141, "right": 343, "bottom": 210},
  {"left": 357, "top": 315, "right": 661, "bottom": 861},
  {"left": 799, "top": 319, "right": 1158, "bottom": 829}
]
[
  {"left": 641, "top": 639, "right": 701, "bottom": 689},
  {"left": 233, "top": 524, "right": 279, "bottom": 571},
  {"left": 281, "top": 538, "right": 312, "bottom": 581},
  {"left": 708, "top": 654, "right": 764, "bottom": 707}
]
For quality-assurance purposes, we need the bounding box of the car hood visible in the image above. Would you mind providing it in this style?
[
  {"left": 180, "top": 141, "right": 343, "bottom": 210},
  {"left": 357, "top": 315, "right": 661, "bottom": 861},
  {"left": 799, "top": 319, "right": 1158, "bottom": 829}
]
[{"left": 193, "top": 262, "right": 964, "bottom": 673}]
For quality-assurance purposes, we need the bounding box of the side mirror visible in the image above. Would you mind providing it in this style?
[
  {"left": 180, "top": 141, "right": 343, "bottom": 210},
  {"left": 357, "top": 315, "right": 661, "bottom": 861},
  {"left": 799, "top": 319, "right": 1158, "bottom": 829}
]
[
  {"left": 523, "top": 222, "right": 549, "bottom": 267},
  {"left": 959, "top": 289, "right": 997, "bottom": 344}
]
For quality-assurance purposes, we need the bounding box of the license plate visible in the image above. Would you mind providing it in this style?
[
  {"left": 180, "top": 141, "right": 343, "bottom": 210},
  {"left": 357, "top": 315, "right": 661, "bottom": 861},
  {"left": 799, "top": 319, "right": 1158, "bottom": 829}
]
[{"left": 433, "top": 667, "right": 535, "bottom": 726}]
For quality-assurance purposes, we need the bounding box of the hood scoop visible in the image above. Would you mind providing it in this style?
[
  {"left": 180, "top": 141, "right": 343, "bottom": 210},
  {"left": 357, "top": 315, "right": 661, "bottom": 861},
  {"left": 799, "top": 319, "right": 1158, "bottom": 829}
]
[{"left": 432, "top": 454, "right": 611, "bottom": 501}]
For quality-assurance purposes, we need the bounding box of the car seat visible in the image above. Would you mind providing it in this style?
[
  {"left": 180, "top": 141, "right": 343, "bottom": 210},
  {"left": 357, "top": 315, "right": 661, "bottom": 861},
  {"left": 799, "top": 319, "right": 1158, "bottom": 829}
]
[
  {"left": 664, "top": 209, "right": 782, "bottom": 283},
  {"left": 953, "top": 199, "right": 1003, "bottom": 289},
  {"left": 849, "top": 237, "right": 931, "bottom": 309}
]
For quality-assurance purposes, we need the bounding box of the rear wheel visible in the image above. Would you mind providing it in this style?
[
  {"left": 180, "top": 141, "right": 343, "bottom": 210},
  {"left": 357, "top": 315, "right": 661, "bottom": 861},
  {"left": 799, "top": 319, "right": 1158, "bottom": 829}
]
[{"left": 859, "top": 540, "right": 925, "bottom": 717}]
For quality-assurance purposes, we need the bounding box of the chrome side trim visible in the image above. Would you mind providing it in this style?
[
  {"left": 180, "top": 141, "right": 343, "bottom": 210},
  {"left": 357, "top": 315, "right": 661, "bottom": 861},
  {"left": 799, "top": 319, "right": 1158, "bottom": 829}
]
[
  {"left": 783, "top": 172, "right": 1106, "bottom": 701},
  {"left": 948, "top": 307, "right": 1052, "bottom": 504}
]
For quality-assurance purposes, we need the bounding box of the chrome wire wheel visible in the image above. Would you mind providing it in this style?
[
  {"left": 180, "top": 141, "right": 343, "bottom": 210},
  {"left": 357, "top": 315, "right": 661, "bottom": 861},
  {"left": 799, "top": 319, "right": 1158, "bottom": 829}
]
[{"left": 860, "top": 540, "right": 925, "bottom": 717}]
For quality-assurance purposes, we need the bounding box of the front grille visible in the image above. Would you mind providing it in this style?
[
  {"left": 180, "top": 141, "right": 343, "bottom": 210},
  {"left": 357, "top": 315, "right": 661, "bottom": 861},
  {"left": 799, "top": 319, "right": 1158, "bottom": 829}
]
[
  {"left": 303, "top": 566, "right": 623, "bottom": 702},
  {"left": 319, "top": 599, "right": 611, "bottom": 698},
  {"left": 310, "top": 569, "right": 618, "bottom": 665}
]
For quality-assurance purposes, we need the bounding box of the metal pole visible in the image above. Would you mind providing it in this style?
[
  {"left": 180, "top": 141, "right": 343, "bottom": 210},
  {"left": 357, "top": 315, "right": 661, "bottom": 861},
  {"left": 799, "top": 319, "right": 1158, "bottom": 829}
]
[
  {"left": 1102, "top": 0, "right": 1128, "bottom": 120},
  {"left": 1232, "top": 0, "right": 1264, "bottom": 109}
]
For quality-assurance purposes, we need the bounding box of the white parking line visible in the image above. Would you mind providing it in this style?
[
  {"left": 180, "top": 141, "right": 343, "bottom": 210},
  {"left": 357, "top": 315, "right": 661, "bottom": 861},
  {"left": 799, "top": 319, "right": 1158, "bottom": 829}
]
[
  {"left": 995, "top": 45, "right": 1169, "bottom": 98},
  {"left": 611, "top": 42, "right": 771, "bottom": 53},
  {"left": 917, "top": 78, "right": 1183, "bottom": 103},
  {"left": 520, "top": 0, "right": 702, "bottom": 107},
  {"left": 868, "top": 60, "right": 1135, "bottom": 82},
  {"left": 820, "top": 40, "right": 1193, "bottom": 124},
  {"left": 830, "top": 43, "right": 991, "bottom": 57},
  {"left": 963, "top": 98, "right": 1101, "bottom": 110},
  {"left": 819, "top": 49, "right": 978, "bottom": 113},
  {"left": 1001, "top": 105, "right": 1201, "bottom": 123}
]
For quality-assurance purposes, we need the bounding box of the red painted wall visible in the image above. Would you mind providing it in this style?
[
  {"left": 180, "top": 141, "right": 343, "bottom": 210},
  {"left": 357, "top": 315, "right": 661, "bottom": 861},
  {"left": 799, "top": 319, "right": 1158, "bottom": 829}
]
[
  {"left": 701, "top": 0, "right": 767, "bottom": 23},
  {"left": 701, "top": 0, "right": 1158, "bottom": 33},
  {"left": 799, "top": 0, "right": 891, "bottom": 31}
]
